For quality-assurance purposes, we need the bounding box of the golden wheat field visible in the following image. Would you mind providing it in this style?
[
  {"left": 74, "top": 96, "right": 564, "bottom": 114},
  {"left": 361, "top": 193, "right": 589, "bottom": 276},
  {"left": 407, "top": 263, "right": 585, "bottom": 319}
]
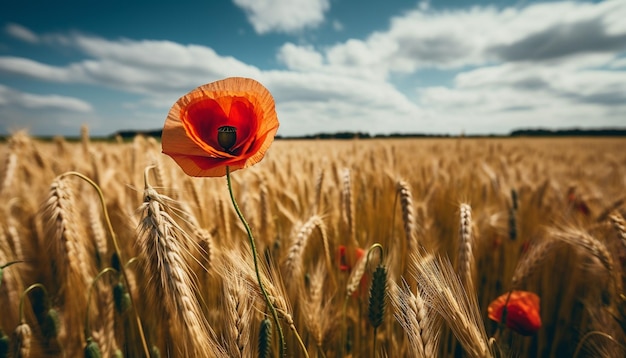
[{"left": 1, "top": 132, "right": 625, "bottom": 358}]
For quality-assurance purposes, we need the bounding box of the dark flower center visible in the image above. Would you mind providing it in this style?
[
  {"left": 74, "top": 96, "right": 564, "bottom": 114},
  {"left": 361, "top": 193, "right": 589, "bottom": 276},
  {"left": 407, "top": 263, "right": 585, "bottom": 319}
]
[{"left": 217, "top": 126, "right": 237, "bottom": 152}]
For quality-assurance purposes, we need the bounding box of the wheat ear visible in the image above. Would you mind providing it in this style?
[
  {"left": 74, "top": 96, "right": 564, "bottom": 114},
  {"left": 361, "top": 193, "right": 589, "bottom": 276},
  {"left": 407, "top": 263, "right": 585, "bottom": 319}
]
[
  {"left": 550, "top": 227, "right": 620, "bottom": 296},
  {"left": 342, "top": 168, "right": 357, "bottom": 245},
  {"left": 88, "top": 200, "right": 108, "bottom": 268},
  {"left": 301, "top": 261, "right": 334, "bottom": 351},
  {"left": 397, "top": 180, "right": 417, "bottom": 254},
  {"left": 312, "top": 169, "right": 324, "bottom": 214},
  {"left": 457, "top": 203, "right": 474, "bottom": 290},
  {"left": 222, "top": 274, "right": 254, "bottom": 358},
  {"left": 284, "top": 215, "right": 332, "bottom": 284},
  {"left": 391, "top": 278, "right": 441, "bottom": 357},
  {"left": 137, "top": 171, "right": 224, "bottom": 357},
  {"left": 609, "top": 211, "right": 626, "bottom": 249},
  {"left": 413, "top": 254, "right": 491, "bottom": 358},
  {"left": 12, "top": 322, "right": 31, "bottom": 358},
  {"left": 0, "top": 151, "right": 17, "bottom": 197},
  {"left": 40, "top": 175, "right": 92, "bottom": 341},
  {"left": 511, "top": 239, "right": 557, "bottom": 287},
  {"left": 222, "top": 248, "right": 308, "bottom": 357},
  {"left": 346, "top": 251, "right": 369, "bottom": 298}
]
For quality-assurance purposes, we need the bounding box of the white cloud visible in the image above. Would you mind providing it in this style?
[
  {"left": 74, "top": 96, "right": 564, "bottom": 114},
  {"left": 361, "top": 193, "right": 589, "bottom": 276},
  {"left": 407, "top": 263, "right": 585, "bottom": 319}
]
[
  {"left": 0, "top": 56, "right": 75, "bottom": 82},
  {"left": 0, "top": 85, "right": 92, "bottom": 112},
  {"left": 232, "top": 0, "right": 330, "bottom": 34},
  {"left": 277, "top": 43, "right": 323, "bottom": 71},
  {"left": 418, "top": 62, "right": 626, "bottom": 133},
  {"left": 263, "top": 71, "right": 417, "bottom": 111},
  {"left": 270, "top": 0, "right": 626, "bottom": 134},
  {"left": 0, "top": 35, "right": 262, "bottom": 99},
  {"left": 5, "top": 23, "right": 39, "bottom": 43},
  {"left": 274, "top": 0, "right": 626, "bottom": 80},
  {"left": 258, "top": 71, "right": 424, "bottom": 135}
]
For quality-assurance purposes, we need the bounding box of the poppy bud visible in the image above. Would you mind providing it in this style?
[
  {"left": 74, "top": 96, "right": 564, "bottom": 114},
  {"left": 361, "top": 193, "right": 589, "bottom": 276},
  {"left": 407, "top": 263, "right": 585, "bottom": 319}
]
[
  {"left": 113, "top": 282, "right": 131, "bottom": 315},
  {"left": 217, "top": 126, "right": 237, "bottom": 151},
  {"left": 84, "top": 338, "right": 102, "bottom": 358},
  {"left": 42, "top": 308, "right": 60, "bottom": 339}
]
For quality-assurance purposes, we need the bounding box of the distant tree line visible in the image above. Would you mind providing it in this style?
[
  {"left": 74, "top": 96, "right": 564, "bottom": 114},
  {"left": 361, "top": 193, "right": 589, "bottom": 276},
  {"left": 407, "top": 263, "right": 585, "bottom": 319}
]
[
  {"left": 3, "top": 127, "right": 624, "bottom": 142},
  {"left": 109, "top": 128, "right": 626, "bottom": 140},
  {"left": 509, "top": 128, "right": 626, "bottom": 137}
]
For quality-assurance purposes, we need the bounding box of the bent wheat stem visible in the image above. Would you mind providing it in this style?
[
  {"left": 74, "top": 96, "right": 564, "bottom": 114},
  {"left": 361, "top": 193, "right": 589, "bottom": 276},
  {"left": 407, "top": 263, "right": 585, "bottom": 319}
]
[{"left": 59, "top": 171, "right": 150, "bottom": 358}]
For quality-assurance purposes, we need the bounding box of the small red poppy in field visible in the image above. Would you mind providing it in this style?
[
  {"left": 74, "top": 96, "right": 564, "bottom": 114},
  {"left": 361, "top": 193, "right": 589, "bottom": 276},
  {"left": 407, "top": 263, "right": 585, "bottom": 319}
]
[
  {"left": 488, "top": 290, "right": 542, "bottom": 336},
  {"left": 338, "top": 245, "right": 367, "bottom": 297},
  {"left": 567, "top": 187, "right": 590, "bottom": 216},
  {"left": 337, "top": 245, "right": 365, "bottom": 272},
  {"left": 162, "top": 77, "right": 279, "bottom": 177}
]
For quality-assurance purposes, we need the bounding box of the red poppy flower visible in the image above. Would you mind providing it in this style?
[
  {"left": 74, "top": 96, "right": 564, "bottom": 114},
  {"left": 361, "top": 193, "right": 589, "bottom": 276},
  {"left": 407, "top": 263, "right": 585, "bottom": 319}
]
[
  {"left": 337, "top": 245, "right": 365, "bottom": 272},
  {"left": 488, "top": 290, "right": 541, "bottom": 336},
  {"left": 162, "top": 77, "right": 279, "bottom": 177}
]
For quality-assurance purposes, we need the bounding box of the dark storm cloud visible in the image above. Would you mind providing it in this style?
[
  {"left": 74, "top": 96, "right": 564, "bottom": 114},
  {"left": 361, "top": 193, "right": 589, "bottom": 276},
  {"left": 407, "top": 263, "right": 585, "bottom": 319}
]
[{"left": 488, "top": 18, "right": 626, "bottom": 62}]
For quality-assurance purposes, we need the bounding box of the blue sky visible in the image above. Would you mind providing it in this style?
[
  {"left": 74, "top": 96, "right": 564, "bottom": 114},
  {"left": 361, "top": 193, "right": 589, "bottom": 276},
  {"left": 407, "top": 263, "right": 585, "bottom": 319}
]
[{"left": 0, "top": 0, "right": 625, "bottom": 137}]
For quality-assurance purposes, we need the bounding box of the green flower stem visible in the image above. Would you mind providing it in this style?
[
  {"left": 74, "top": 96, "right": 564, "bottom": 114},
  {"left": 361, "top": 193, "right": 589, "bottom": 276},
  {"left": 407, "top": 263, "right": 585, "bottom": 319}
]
[
  {"left": 0, "top": 260, "right": 23, "bottom": 290},
  {"left": 226, "top": 166, "right": 286, "bottom": 357},
  {"left": 366, "top": 243, "right": 384, "bottom": 265},
  {"left": 59, "top": 171, "right": 151, "bottom": 358},
  {"left": 19, "top": 283, "right": 49, "bottom": 323},
  {"left": 85, "top": 267, "right": 118, "bottom": 340}
]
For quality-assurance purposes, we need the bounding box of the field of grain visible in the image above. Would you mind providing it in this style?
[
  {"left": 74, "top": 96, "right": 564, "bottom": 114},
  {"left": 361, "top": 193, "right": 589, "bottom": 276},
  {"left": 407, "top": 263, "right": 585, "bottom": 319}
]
[{"left": 0, "top": 132, "right": 625, "bottom": 357}]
